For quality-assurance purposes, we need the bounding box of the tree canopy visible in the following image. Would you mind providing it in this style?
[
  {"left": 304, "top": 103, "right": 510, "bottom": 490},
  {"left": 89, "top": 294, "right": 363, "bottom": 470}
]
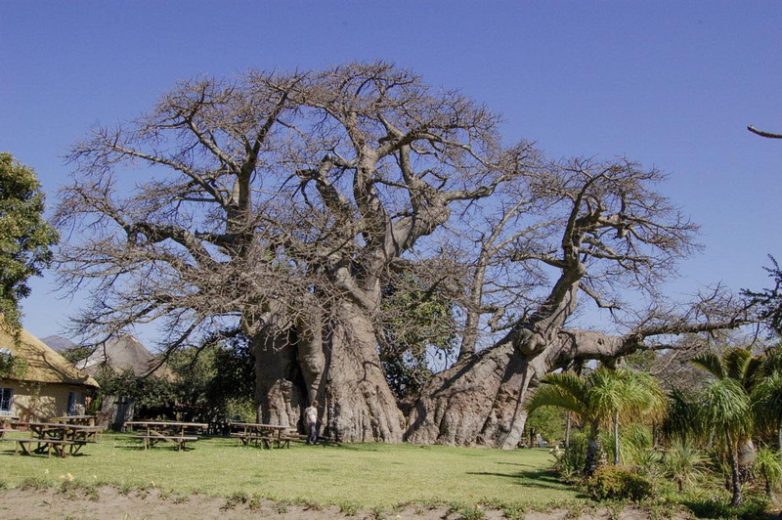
[
  {"left": 0, "top": 153, "right": 58, "bottom": 328},
  {"left": 55, "top": 63, "right": 755, "bottom": 444}
]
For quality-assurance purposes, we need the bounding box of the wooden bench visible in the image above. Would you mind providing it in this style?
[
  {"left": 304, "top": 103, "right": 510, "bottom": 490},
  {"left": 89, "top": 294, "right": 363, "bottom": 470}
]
[
  {"left": 1, "top": 437, "right": 80, "bottom": 458},
  {"left": 133, "top": 434, "right": 199, "bottom": 451},
  {"left": 230, "top": 432, "right": 274, "bottom": 448},
  {"left": 278, "top": 431, "right": 306, "bottom": 448}
]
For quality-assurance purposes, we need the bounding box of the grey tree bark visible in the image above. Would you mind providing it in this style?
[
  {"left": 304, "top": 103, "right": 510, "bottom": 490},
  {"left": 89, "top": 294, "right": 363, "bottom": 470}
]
[{"left": 253, "top": 303, "right": 405, "bottom": 442}]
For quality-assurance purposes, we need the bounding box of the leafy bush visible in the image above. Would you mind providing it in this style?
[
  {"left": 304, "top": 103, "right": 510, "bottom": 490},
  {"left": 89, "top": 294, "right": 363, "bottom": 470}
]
[
  {"left": 553, "top": 433, "right": 588, "bottom": 480},
  {"left": 620, "top": 424, "right": 653, "bottom": 464},
  {"left": 586, "top": 466, "right": 653, "bottom": 501},
  {"left": 598, "top": 424, "right": 654, "bottom": 467},
  {"left": 683, "top": 494, "right": 770, "bottom": 520},
  {"left": 633, "top": 448, "right": 664, "bottom": 483},
  {"left": 753, "top": 447, "right": 782, "bottom": 497},
  {"left": 663, "top": 439, "right": 703, "bottom": 492}
]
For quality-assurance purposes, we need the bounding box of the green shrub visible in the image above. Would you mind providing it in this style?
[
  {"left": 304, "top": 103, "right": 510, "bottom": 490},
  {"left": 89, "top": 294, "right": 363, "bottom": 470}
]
[
  {"left": 20, "top": 476, "right": 52, "bottom": 491},
  {"left": 663, "top": 440, "right": 702, "bottom": 493},
  {"left": 586, "top": 466, "right": 653, "bottom": 501},
  {"left": 459, "top": 506, "right": 486, "bottom": 520},
  {"left": 554, "top": 433, "right": 588, "bottom": 479},
  {"left": 338, "top": 501, "right": 359, "bottom": 516},
  {"left": 753, "top": 447, "right": 782, "bottom": 497},
  {"left": 634, "top": 448, "right": 664, "bottom": 482},
  {"left": 620, "top": 424, "right": 654, "bottom": 465},
  {"left": 683, "top": 494, "right": 770, "bottom": 520}
]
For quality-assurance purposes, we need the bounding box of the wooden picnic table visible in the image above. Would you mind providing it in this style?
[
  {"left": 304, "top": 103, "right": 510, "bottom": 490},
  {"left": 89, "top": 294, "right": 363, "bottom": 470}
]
[
  {"left": 125, "top": 421, "right": 208, "bottom": 451},
  {"left": 228, "top": 422, "right": 296, "bottom": 448},
  {"left": 50, "top": 415, "right": 97, "bottom": 426},
  {"left": 2, "top": 422, "right": 103, "bottom": 457}
]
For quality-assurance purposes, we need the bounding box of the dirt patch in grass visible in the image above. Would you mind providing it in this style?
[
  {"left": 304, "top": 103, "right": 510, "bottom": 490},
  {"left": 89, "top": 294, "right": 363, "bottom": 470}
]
[{"left": 0, "top": 486, "right": 689, "bottom": 520}]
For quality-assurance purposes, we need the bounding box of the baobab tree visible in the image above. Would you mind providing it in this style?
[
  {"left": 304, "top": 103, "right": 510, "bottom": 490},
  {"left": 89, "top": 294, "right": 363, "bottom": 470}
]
[{"left": 57, "top": 63, "right": 752, "bottom": 445}]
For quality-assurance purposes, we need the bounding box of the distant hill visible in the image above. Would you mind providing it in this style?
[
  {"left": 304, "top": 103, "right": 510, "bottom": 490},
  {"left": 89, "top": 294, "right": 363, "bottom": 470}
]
[{"left": 41, "top": 335, "right": 77, "bottom": 352}]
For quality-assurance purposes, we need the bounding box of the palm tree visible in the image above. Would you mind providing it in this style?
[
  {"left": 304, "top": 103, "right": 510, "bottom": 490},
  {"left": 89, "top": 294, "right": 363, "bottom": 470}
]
[
  {"left": 691, "top": 347, "right": 764, "bottom": 392},
  {"left": 698, "top": 377, "right": 753, "bottom": 507},
  {"left": 753, "top": 447, "right": 782, "bottom": 499},
  {"left": 663, "top": 439, "right": 703, "bottom": 493},
  {"left": 528, "top": 367, "right": 665, "bottom": 475},
  {"left": 661, "top": 388, "right": 701, "bottom": 444},
  {"left": 692, "top": 347, "right": 762, "bottom": 470},
  {"left": 751, "top": 371, "right": 782, "bottom": 454}
]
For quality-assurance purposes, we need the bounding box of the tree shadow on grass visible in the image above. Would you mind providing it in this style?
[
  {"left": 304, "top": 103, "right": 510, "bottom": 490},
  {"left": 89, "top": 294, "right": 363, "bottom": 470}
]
[
  {"left": 466, "top": 468, "right": 580, "bottom": 494},
  {"left": 681, "top": 497, "right": 777, "bottom": 520}
]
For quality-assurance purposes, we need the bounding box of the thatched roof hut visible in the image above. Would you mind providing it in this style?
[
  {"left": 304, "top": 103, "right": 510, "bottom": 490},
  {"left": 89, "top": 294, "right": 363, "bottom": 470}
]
[
  {"left": 0, "top": 319, "right": 98, "bottom": 420},
  {"left": 0, "top": 322, "right": 98, "bottom": 388}
]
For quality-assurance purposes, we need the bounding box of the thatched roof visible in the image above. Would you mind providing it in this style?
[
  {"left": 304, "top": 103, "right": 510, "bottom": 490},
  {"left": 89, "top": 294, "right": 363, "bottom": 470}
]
[
  {"left": 0, "top": 320, "right": 99, "bottom": 387},
  {"left": 41, "top": 335, "right": 77, "bottom": 352},
  {"left": 77, "top": 335, "right": 174, "bottom": 380}
]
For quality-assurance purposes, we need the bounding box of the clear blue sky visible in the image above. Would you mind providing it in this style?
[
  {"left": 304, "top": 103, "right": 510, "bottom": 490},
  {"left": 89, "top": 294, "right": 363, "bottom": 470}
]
[{"left": 1, "top": 1, "right": 780, "bottom": 342}]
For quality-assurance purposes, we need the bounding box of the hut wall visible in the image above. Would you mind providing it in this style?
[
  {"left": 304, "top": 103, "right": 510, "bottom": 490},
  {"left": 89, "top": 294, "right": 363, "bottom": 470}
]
[{"left": 0, "top": 381, "right": 88, "bottom": 421}]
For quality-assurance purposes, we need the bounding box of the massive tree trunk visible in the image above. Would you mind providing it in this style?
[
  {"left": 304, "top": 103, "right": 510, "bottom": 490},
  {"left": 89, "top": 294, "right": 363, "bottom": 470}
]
[
  {"left": 320, "top": 303, "right": 405, "bottom": 442},
  {"left": 405, "top": 341, "right": 543, "bottom": 448},
  {"left": 253, "top": 302, "right": 405, "bottom": 442},
  {"left": 253, "top": 329, "right": 307, "bottom": 428},
  {"left": 406, "top": 329, "right": 629, "bottom": 448}
]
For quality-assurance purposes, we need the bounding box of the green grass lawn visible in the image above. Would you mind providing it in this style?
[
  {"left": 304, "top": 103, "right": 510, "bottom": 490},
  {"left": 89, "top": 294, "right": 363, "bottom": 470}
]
[{"left": 0, "top": 434, "right": 581, "bottom": 510}]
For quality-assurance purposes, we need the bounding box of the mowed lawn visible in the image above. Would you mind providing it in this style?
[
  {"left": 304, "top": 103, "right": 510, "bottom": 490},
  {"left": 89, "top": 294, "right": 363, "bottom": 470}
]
[{"left": 0, "top": 434, "right": 579, "bottom": 509}]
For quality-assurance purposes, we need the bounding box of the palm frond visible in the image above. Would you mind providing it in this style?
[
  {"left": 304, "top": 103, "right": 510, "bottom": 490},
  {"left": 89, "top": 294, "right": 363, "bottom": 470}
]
[
  {"left": 699, "top": 378, "right": 752, "bottom": 444},
  {"left": 744, "top": 356, "right": 765, "bottom": 391},
  {"left": 751, "top": 371, "right": 782, "bottom": 431},
  {"left": 691, "top": 352, "right": 725, "bottom": 379},
  {"left": 723, "top": 348, "right": 752, "bottom": 383},
  {"left": 662, "top": 388, "right": 703, "bottom": 441},
  {"left": 527, "top": 381, "right": 589, "bottom": 420}
]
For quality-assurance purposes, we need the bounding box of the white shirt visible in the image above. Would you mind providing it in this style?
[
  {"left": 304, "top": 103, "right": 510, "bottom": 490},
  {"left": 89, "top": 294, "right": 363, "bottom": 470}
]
[{"left": 304, "top": 405, "right": 318, "bottom": 425}]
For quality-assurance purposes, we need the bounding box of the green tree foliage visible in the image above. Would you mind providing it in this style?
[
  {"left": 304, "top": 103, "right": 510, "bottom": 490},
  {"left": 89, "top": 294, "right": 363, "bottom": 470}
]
[
  {"left": 169, "top": 334, "right": 255, "bottom": 422},
  {"left": 0, "top": 153, "right": 58, "bottom": 328},
  {"left": 661, "top": 388, "right": 702, "bottom": 443},
  {"left": 698, "top": 377, "right": 753, "bottom": 506},
  {"left": 663, "top": 439, "right": 703, "bottom": 493},
  {"left": 94, "top": 367, "right": 178, "bottom": 418},
  {"left": 527, "top": 367, "right": 665, "bottom": 475},
  {"left": 93, "top": 333, "right": 255, "bottom": 424},
  {"left": 754, "top": 447, "right": 782, "bottom": 499},
  {"left": 691, "top": 347, "right": 764, "bottom": 392},
  {"left": 379, "top": 271, "right": 458, "bottom": 400},
  {"left": 751, "top": 370, "right": 782, "bottom": 451},
  {"left": 689, "top": 346, "right": 768, "bottom": 506},
  {"left": 525, "top": 406, "right": 566, "bottom": 445}
]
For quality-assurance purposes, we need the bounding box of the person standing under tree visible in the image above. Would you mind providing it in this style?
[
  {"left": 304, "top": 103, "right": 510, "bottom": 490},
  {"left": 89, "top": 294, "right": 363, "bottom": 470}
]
[{"left": 304, "top": 400, "right": 318, "bottom": 445}]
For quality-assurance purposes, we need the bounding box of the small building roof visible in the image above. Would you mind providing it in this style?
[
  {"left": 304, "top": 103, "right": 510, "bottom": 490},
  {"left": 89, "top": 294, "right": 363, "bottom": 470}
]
[
  {"left": 77, "top": 334, "right": 174, "bottom": 380},
  {"left": 0, "top": 319, "right": 99, "bottom": 388}
]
